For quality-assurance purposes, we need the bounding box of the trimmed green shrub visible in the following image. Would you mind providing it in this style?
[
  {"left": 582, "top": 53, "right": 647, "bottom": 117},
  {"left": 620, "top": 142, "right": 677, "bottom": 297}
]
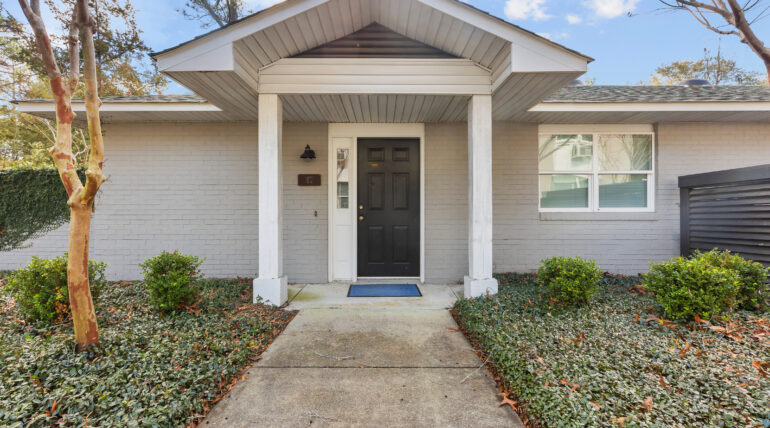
[
  {"left": 537, "top": 256, "right": 602, "bottom": 305},
  {"left": 643, "top": 253, "right": 742, "bottom": 320},
  {"left": 695, "top": 249, "right": 769, "bottom": 311},
  {"left": 5, "top": 255, "right": 107, "bottom": 324},
  {"left": 140, "top": 251, "right": 203, "bottom": 312}
]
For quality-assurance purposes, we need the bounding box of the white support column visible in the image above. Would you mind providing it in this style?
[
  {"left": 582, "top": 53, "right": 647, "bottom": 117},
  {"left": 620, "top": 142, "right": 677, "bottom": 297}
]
[
  {"left": 464, "top": 94, "right": 498, "bottom": 298},
  {"left": 254, "top": 94, "right": 288, "bottom": 305}
]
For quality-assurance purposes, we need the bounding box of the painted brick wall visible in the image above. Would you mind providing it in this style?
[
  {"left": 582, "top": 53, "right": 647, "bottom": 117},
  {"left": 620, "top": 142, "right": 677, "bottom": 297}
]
[
  {"left": 0, "top": 122, "right": 329, "bottom": 282},
  {"left": 0, "top": 122, "right": 260, "bottom": 280},
  {"left": 425, "top": 123, "right": 469, "bottom": 283},
  {"left": 282, "top": 123, "right": 328, "bottom": 283},
  {"left": 492, "top": 121, "right": 770, "bottom": 275},
  {"left": 3, "top": 121, "right": 768, "bottom": 283},
  {"left": 424, "top": 121, "right": 770, "bottom": 281}
]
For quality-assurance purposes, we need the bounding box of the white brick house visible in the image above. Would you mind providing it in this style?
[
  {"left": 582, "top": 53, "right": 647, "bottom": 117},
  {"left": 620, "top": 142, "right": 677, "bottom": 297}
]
[{"left": 5, "top": 0, "right": 770, "bottom": 305}]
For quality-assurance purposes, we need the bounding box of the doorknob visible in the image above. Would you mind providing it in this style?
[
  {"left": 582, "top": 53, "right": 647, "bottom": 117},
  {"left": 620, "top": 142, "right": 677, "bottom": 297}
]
[{"left": 359, "top": 216, "right": 364, "bottom": 221}]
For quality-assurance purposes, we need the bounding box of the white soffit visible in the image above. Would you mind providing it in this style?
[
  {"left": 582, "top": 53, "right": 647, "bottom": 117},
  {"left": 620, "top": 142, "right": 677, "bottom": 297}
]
[
  {"left": 151, "top": 0, "right": 592, "bottom": 121},
  {"left": 15, "top": 102, "right": 232, "bottom": 124}
]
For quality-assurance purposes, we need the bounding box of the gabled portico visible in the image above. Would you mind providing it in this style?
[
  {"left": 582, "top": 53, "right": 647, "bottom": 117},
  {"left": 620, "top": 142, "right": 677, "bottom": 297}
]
[{"left": 151, "top": 0, "right": 592, "bottom": 305}]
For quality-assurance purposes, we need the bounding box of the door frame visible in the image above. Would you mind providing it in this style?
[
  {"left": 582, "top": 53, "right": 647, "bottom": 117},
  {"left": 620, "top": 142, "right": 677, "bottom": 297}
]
[{"left": 328, "top": 123, "right": 425, "bottom": 283}]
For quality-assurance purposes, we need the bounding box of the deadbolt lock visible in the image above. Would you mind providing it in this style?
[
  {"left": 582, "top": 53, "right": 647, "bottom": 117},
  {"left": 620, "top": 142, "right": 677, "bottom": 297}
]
[{"left": 359, "top": 216, "right": 364, "bottom": 221}]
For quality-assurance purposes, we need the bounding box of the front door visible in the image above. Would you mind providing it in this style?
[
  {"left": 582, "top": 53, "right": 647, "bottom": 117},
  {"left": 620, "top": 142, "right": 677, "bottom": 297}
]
[{"left": 357, "top": 138, "right": 420, "bottom": 277}]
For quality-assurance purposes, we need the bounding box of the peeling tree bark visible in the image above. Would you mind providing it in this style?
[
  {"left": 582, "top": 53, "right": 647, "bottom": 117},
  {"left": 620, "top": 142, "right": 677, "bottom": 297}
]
[{"left": 18, "top": 0, "right": 106, "bottom": 350}]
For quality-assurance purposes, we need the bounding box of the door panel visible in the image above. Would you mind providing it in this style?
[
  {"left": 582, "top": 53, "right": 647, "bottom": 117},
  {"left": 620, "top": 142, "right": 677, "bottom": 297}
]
[{"left": 358, "top": 138, "right": 420, "bottom": 277}]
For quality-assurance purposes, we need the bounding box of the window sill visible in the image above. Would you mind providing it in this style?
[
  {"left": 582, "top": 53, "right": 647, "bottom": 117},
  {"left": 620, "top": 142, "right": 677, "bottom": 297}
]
[{"left": 539, "top": 212, "right": 659, "bottom": 222}]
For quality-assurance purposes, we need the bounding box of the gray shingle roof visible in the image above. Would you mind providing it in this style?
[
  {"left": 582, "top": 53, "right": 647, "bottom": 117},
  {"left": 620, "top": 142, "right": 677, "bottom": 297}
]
[
  {"left": 16, "top": 86, "right": 770, "bottom": 105},
  {"left": 544, "top": 86, "right": 770, "bottom": 103}
]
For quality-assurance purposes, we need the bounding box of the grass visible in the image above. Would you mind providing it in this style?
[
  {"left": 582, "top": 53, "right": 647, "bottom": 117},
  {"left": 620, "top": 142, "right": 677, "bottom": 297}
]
[
  {"left": 0, "top": 275, "right": 295, "bottom": 427},
  {"left": 453, "top": 273, "right": 770, "bottom": 427}
]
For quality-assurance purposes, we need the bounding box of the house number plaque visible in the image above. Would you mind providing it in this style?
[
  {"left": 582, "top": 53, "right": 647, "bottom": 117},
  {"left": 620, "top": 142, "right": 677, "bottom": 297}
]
[{"left": 298, "top": 174, "right": 321, "bottom": 186}]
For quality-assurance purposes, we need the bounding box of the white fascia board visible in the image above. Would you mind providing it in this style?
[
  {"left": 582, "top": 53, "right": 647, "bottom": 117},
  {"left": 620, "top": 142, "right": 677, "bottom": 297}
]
[
  {"left": 159, "top": 44, "right": 234, "bottom": 72},
  {"left": 16, "top": 102, "right": 222, "bottom": 113},
  {"left": 530, "top": 102, "right": 770, "bottom": 112},
  {"left": 417, "top": 0, "right": 592, "bottom": 65},
  {"left": 258, "top": 57, "right": 491, "bottom": 72},
  {"left": 540, "top": 124, "right": 654, "bottom": 134},
  {"left": 153, "top": 0, "right": 327, "bottom": 70},
  {"left": 510, "top": 42, "right": 588, "bottom": 73},
  {"left": 258, "top": 57, "right": 491, "bottom": 95}
]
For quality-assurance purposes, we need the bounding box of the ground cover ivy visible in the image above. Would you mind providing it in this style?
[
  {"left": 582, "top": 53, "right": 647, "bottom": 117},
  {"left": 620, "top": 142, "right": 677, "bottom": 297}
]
[
  {"left": 0, "top": 276, "right": 295, "bottom": 427},
  {"left": 453, "top": 273, "right": 770, "bottom": 427}
]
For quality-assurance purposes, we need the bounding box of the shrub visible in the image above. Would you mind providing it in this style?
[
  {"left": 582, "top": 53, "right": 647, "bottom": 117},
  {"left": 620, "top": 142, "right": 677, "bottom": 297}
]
[
  {"left": 140, "top": 251, "right": 203, "bottom": 312},
  {"left": 695, "top": 249, "right": 768, "bottom": 311},
  {"left": 537, "top": 256, "right": 602, "bottom": 305},
  {"left": 5, "top": 255, "right": 107, "bottom": 324},
  {"left": 643, "top": 254, "right": 742, "bottom": 320}
]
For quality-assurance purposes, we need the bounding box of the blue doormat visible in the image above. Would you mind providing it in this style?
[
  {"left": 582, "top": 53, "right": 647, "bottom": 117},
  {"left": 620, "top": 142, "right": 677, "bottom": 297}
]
[{"left": 347, "top": 283, "right": 422, "bottom": 297}]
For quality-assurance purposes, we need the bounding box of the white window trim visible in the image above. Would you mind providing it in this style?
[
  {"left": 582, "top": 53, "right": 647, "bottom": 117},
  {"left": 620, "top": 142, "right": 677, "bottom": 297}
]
[{"left": 537, "top": 126, "right": 656, "bottom": 213}]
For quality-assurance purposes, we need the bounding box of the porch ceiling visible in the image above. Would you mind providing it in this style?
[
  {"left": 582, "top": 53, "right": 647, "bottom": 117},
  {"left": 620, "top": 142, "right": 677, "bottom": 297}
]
[
  {"left": 152, "top": 0, "right": 591, "bottom": 122},
  {"left": 281, "top": 94, "right": 470, "bottom": 122}
]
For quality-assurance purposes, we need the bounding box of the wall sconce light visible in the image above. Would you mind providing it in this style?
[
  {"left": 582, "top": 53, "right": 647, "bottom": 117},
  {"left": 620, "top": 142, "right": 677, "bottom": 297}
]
[{"left": 300, "top": 144, "right": 316, "bottom": 160}]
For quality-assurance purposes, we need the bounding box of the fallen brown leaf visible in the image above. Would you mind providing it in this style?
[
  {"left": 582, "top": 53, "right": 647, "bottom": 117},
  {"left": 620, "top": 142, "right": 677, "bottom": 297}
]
[{"left": 642, "top": 396, "right": 653, "bottom": 412}]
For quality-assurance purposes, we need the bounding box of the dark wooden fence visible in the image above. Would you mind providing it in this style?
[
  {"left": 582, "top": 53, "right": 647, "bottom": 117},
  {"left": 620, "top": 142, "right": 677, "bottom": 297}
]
[{"left": 679, "top": 164, "right": 770, "bottom": 265}]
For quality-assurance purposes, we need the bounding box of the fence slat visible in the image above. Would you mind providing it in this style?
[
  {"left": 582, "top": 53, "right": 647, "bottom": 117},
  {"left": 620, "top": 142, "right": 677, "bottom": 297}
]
[{"left": 680, "top": 164, "right": 770, "bottom": 266}]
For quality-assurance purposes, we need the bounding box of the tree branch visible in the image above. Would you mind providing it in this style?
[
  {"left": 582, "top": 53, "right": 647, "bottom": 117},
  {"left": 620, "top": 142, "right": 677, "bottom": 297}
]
[
  {"left": 200, "top": 1, "right": 226, "bottom": 27},
  {"left": 18, "top": 0, "right": 82, "bottom": 201},
  {"left": 726, "top": 0, "right": 770, "bottom": 83},
  {"left": 76, "top": 0, "right": 106, "bottom": 206},
  {"left": 67, "top": 2, "right": 80, "bottom": 94}
]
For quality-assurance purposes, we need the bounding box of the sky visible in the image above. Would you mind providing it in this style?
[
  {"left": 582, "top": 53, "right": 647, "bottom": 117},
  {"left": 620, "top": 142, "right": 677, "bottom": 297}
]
[{"left": 3, "top": 0, "right": 769, "bottom": 93}]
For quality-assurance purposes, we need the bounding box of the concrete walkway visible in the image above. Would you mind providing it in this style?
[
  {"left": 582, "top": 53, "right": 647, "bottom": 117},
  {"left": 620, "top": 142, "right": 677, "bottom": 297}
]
[{"left": 202, "top": 284, "right": 523, "bottom": 427}]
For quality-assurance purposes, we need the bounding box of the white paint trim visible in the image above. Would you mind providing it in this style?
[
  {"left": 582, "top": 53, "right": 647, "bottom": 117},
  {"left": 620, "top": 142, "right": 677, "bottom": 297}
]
[
  {"left": 531, "top": 102, "right": 770, "bottom": 112},
  {"left": 539, "top": 124, "right": 654, "bottom": 134},
  {"left": 15, "top": 102, "right": 222, "bottom": 113},
  {"left": 466, "top": 95, "right": 496, "bottom": 284},
  {"left": 416, "top": 0, "right": 592, "bottom": 64},
  {"left": 257, "top": 94, "right": 285, "bottom": 279},
  {"left": 328, "top": 123, "right": 426, "bottom": 283},
  {"left": 154, "top": 0, "right": 328, "bottom": 70},
  {"left": 258, "top": 58, "right": 492, "bottom": 95},
  {"left": 536, "top": 127, "right": 656, "bottom": 213},
  {"left": 155, "top": 0, "right": 591, "bottom": 71}
]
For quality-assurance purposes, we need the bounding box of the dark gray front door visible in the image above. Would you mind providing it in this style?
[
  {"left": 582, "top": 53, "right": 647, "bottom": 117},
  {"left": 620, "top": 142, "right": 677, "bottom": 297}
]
[{"left": 357, "top": 138, "right": 420, "bottom": 277}]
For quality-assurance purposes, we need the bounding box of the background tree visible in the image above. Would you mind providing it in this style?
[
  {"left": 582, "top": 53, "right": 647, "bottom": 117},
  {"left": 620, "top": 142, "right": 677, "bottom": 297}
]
[
  {"left": 650, "top": 46, "right": 765, "bottom": 85},
  {"left": 658, "top": 0, "right": 770, "bottom": 84},
  {"left": 0, "top": 1, "right": 164, "bottom": 168},
  {"left": 1, "top": 1, "right": 166, "bottom": 96},
  {"left": 179, "top": 0, "right": 249, "bottom": 28},
  {"left": 17, "top": 0, "right": 107, "bottom": 350}
]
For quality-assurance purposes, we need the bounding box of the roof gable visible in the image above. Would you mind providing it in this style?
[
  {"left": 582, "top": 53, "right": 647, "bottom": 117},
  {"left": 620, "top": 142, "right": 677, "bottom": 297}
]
[{"left": 292, "top": 22, "right": 457, "bottom": 59}]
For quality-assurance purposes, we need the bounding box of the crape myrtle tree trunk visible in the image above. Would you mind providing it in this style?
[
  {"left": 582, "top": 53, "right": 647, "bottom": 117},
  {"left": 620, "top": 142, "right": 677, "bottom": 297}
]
[
  {"left": 18, "top": 0, "right": 106, "bottom": 350},
  {"left": 659, "top": 0, "right": 770, "bottom": 84}
]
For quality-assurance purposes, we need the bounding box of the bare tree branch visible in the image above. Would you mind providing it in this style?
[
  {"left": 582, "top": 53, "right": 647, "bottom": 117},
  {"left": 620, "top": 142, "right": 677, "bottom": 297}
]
[{"left": 659, "top": 0, "right": 770, "bottom": 83}]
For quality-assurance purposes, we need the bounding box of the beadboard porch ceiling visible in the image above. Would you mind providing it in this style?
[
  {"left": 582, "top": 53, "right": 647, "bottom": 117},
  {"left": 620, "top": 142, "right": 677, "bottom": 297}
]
[{"left": 151, "top": 0, "right": 592, "bottom": 122}]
